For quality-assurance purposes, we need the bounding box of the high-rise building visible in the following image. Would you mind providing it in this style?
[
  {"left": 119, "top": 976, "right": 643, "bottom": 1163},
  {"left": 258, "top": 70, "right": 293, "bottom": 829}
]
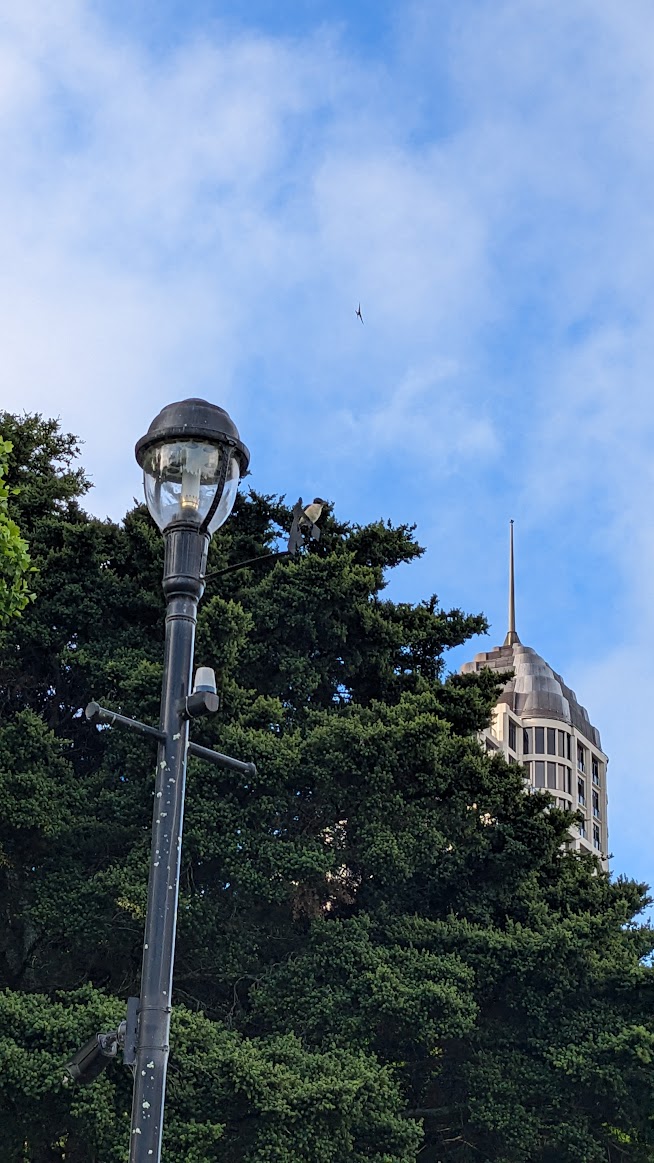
[{"left": 460, "top": 522, "right": 608, "bottom": 867}]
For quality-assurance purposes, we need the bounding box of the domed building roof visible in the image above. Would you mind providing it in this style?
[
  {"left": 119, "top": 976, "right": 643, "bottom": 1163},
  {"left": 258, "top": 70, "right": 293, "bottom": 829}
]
[
  {"left": 460, "top": 640, "right": 602, "bottom": 749},
  {"left": 460, "top": 520, "right": 602, "bottom": 750}
]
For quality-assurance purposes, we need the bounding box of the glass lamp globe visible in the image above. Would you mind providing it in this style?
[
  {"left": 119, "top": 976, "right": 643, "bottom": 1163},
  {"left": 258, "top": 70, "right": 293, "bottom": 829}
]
[{"left": 135, "top": 399, "right": 249, "bottom": 534}]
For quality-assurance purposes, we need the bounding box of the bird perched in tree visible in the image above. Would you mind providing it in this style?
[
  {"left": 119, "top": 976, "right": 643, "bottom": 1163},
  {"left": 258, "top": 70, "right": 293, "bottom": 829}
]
[
  {"left": 301, "top": 498, "right": 327, "bottom": 527},
  {"left": 356, "top": 303, "right": 363, "bottom": 323},
  {"left": 287, "top": 497, "right": 327, "bottom": 555}
]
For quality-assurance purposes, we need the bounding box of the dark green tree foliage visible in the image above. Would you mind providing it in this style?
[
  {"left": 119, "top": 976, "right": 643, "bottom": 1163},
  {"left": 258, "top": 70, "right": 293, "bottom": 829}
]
[
  {"left": 0, "top": 435, "right": 34, "bottom": 625},
  {"left": 0, "top": 412, "right": 652, "bottom": 1162}
]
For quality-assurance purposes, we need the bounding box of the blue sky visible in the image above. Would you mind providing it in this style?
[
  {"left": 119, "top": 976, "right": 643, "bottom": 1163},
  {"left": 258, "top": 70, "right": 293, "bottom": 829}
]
[{"left": 1, "top": 0, "right": 653, "bottom": 904}]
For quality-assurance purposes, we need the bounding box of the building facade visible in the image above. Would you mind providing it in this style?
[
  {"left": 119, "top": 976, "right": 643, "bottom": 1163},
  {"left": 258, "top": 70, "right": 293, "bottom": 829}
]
[{"left": 460, "top": 524, "right": 608, "bottom": 866}]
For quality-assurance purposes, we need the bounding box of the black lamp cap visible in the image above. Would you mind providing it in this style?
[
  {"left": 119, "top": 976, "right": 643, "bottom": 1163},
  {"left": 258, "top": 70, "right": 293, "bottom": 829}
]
[{"left": 135, "top": 398, "right": 250, "bottom": 475}]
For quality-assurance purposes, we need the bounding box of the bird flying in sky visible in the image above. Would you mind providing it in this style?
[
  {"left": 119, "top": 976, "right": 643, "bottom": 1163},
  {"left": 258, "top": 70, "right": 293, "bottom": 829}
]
[{"left": 356, "top": 303, "right": 363, "bottom": 323}]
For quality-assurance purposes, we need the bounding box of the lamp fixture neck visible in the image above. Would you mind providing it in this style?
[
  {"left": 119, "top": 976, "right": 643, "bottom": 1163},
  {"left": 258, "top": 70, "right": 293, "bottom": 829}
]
[{"left": 162, "top": 525, "right": 209, "bottom": 603}]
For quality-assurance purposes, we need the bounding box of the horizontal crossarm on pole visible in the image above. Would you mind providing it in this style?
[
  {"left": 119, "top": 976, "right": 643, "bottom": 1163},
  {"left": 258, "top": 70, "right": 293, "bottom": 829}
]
[
  {"left": 84, "top": 701, "right": 256, "bottom": 777},
  {"left": 186, "top": 740, "right": 256, "bottom": 777},
  {"left": 85, "top": 701, "right": 164, "bottom": 742}
]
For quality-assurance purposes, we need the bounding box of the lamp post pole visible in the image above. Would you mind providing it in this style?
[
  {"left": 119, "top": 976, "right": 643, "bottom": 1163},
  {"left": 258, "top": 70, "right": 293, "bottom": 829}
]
[
  {"left": 128, "top": 524, "right": 207, "bottom": 1161},
  {"left": 127, "top": 399, "right": 250, "bottom": 1163}
]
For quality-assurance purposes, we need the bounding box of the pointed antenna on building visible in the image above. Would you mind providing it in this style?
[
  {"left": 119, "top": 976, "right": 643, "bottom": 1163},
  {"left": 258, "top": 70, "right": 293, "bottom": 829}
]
[{"left": 504, "top": 519, "right": 521, "bottom": 646}]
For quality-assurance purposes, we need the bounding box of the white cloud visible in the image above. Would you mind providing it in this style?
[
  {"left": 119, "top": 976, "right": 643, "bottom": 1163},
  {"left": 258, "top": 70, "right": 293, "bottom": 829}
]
[
  {"left": 331, "top": 357, "right": 498, "bottom": 474},
  {"left": 0, "top": 2, "right": 500, "bottom": 501},
  {"left": 312, "top": 148, "right": 490, "bottom": 334}
]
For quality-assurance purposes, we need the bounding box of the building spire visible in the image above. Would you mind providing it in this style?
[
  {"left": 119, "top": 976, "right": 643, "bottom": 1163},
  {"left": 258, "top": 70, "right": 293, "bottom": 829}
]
[{"left": 504, "top": 519, "right": 520, "bottom": 646}]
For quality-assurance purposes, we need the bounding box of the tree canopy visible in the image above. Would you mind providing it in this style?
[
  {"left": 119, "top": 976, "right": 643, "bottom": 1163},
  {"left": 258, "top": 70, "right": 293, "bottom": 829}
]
[
  {"left": 0, "top": 434, "right": 34, "bottom": 626},
  {"left": 0, "top": 411, "right": 652, "bottom": 1163}
]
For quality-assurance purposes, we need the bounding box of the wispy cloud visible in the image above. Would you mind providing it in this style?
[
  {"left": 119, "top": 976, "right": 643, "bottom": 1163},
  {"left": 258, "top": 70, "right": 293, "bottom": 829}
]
[{"left": 0, "top": 3, "right": 500, "bottom": 504}]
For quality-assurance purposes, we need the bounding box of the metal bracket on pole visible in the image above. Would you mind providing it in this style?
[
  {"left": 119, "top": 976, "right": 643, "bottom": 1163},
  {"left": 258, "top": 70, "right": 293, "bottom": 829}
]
[
  {"left": 179, "top": 690, "right": 220, "bottom": 719},
  {"left": 122, "top": 997, "right": 139, "bottom": 1069},
  {"left": 85, "top": 701, "right": 257, "bottom": 777},
  {"left": 287, "top": 500, "right": 305, "bottom": 556}
]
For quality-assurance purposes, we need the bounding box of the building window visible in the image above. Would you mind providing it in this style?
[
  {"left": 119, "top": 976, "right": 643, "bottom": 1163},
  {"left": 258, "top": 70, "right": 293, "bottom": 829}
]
[
  {"left": 523, "top": 728, "right": 531, "bottom": 755},
  {"left": 485, "top": 738, "right": 497, "bottom": 751},
  {"left": 592, "top": 790, "right": 600, "bottom": 819},
  {"left": 558, "top": 730, "right": 566, "bottom": 757},
  {"left": 579, "top": 820, "right": 587, "bottom": 839},
  {"left": 566, "top": 734, "right": 572, "bottom": 761},
  {"left": 559, "top": 765, "right": 572, "bottom": 794},
  {"left": 577, "top": 743, "right": 585, "bottom": 772},
  {"left": 592, "top": 756, "right": 600, "bottom": 785},
  {"left": 523, "top": 761, "right": 531, "bottom": 780},
  {"left": 577, "top": 777, "right": 586, "bottom": 806},
  {"left": 508, "top": 719, "right": 517, "bottom": 752},
  {"left": 535, "top": 727, "right": 545, "bottom": 754},
  {"left": 547, "top": 728, "right": 556, "bottom": 755},
  {"left": 535, "top": 761, "right": 545, "bottom": 788},
  {"left": 508, "top": 754, "right": 516, "bottom": 764},
  {"left": 547, "top": 762, "right": 557, "bottom": 789},
  {"left": 593, "top": 823, "right": 601, "bottom": 849}
]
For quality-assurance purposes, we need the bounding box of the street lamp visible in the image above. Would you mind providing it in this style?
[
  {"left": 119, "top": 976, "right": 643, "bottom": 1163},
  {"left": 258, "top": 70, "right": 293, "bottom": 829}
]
[
  {"left": 128, "top": 398, "right": 249, "bottom": 1162},
  {"left": 136, "top": 397, "right": 247, "bottom": 536},
  {"left": 76, "top": 401, "right": 326, "bottom": 1160}
]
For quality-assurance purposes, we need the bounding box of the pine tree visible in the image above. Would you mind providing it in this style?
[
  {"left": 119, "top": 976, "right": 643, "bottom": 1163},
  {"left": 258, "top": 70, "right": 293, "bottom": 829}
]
[{"left": 0, "top": 412, "right": 651, "bottom": 1162}]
